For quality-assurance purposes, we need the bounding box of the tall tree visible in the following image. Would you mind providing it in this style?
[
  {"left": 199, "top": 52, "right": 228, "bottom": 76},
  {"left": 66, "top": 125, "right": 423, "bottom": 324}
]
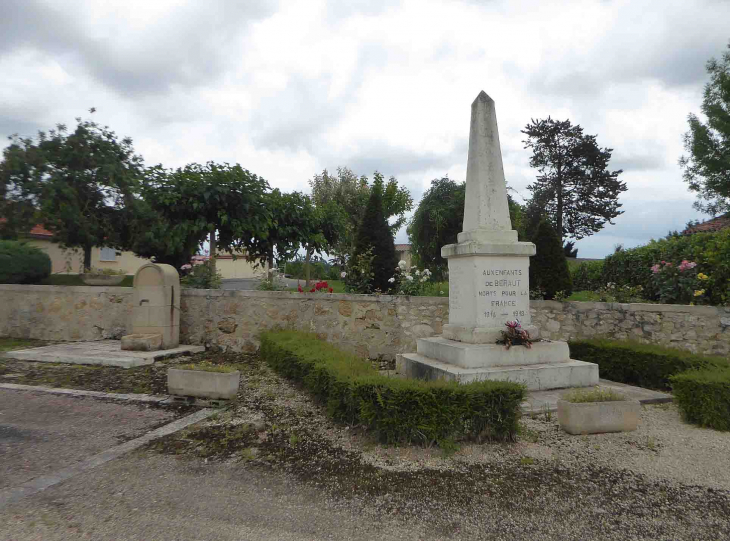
[
  {"left": 132, "top": 162, "right": 271, "bottom": 271},
  {"left": 407, "top": 176, "right": 524, "bottom": 279},
  {"left": 522, "top": 117, "right": 626, "bottom": 242},
  {"left": 0, "top": 117, "right": 143, "bottom": 268},
  {"left": 680, "top": 41, "right": 730, "bottom": 215},
  {"left": 309, "top": 167, "right": 412, "bottom": 262},
  {"left": 352, "top": 176, "right": 397, "bottom": 293}
]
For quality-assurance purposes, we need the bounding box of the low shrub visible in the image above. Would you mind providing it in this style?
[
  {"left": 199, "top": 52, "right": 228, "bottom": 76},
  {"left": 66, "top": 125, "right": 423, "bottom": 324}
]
[
  {"left": 670, "top": 368, "right": 730, "bottom": 431},
  {"left": 180, "top": 260, "right": 222, "bottom": 289},
  {"left": 602, "top": 230, "right": 730, "bottom": 305},
  {"left": 568, "top": 339, "right": 727, "bottom": 391},
  {"left": 0, "top": 240, "right": 52, "bottom": 284},
  {"left": 570, "top": 260, "right": 604, "bottom": 291},
  {"left": 260, "top": 330, "right": 525, "bottom": 446}
]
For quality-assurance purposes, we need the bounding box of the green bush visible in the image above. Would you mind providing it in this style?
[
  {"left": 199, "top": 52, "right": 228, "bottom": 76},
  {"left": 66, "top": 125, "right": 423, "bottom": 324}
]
[
  {"left": 350, "top": 177, "right": 398, "bottom": 293},
  {"left": 602, "top": 230, "right": 730, "bottom": 305},
  {"left": 260, "top": 330, "right": 525, "bottom": 446},
  {"left": 568, "top": 339, "right": 727, "bottom": 391},
  {"left": 529, "top": 219, "right": 572, "bottom": 300},
  {"left": 570, "top": 260, "right": 604, "bottom": 291},
  {"left": 180, "top": 261, "right": 222, "bottom": 289},
  {"left": 0, "top": 241, "right": 52, "bottom": 284},
  {"left": 670, "top": 368, "right": 730, "bottom": 431}
]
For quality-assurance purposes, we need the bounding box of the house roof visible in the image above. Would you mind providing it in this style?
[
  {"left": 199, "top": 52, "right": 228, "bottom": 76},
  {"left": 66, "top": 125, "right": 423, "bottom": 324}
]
[
  {"left": 682, "top": 214, "right": 730, "bottom": 235},
  {"left": 395, "top": 243, "right": 412, "bottom": 251},
  {"left": 28, "top": 224, "right": 54, "bottom": 238}
]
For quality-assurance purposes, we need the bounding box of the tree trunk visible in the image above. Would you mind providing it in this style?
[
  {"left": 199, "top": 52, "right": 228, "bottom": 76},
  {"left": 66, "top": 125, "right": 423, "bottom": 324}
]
[
  {"left": 83, "top": 245, "right": 92, "bottom": 272},
  {"left": 209, "top": 231, "right": 217, "bottom": 275},
  {"left": 305, "top": 247, "right": 313, "bottom": 287},
  {"left": 268, "top": 251, "right": 275, "bottom": 283}
]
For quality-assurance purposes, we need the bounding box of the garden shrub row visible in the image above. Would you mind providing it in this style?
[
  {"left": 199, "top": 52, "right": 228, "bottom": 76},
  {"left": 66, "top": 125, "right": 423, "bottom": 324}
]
[
  {"left": 568, "top": 339, "right": 727, "bottom": 391},
  {"left": 0, "top": 240, "right": 52, "bottom": 284},
  {"left": 570, "top": 260, "right": 604, "bottom": 292},
  {"left": 260, "top": 330, "right": 525, "bottom": 446},
  {"left": 601, "top": 230, "right": 730, "bottom": 305},
  {"left": 670, "top": 368, "right": 730, "bottom": 431},
  {"left": 570, "top": 339, "right": 730, "bottom": 431}
]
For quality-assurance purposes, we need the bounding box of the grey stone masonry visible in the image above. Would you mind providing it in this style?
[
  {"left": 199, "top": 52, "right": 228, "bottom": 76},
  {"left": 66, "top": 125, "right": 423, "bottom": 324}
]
[{"left": 1, "top": 285, "right": 729, "bottom": 358}]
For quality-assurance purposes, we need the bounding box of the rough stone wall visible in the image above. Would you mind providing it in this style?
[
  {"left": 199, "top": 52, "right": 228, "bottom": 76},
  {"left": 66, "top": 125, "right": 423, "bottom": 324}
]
[
  {"left": 1, "top": 285, "right": 729, "bottom": 357},
  {"left": 180, "top": 290, "right": 447, "bottom": 359},
  {"left": 0, "top": 285, "right": 132, "bottom": 341}
]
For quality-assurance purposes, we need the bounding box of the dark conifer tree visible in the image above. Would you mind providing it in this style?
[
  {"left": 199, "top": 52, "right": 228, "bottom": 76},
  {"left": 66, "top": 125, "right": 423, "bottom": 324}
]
[
  {"left": 353, "top": 177, "right": 397, "bottom": 292},
  {"left": 529, "top": 219, "right": 572, "bottom": 300}
]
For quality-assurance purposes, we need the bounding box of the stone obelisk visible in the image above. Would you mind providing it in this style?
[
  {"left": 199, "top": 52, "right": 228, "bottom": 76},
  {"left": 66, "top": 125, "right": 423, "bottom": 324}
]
[
  {"left": 441, "top": 91, "right": 537, "bottom": 343},
  {"left": 398, "top": 91, "right": 598, "bottom": 391}
]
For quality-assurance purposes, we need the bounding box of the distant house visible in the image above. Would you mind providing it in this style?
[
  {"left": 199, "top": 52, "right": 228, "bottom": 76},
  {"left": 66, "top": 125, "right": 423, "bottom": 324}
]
[
  {"left": 682, "top": 214, "right": 730, "bottom": 235},
  {"left": 20, "top": 225, "right": 263, "bottom": 279},
  {"left": 395, "top": 243, "right": 413, "bottom": 268},
  {"left": 22, "top": 225, "right": 152, "bottom": 275}
]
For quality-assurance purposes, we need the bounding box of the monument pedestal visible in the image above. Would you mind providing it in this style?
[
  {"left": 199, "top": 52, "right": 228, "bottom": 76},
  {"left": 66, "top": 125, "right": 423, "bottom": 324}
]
[{"left": 398, "top": 337, "right": 598, "bottom": 390}]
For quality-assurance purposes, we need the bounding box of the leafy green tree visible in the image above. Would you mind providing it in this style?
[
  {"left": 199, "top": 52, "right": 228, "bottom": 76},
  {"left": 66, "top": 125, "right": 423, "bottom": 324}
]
[
  {"left": 309, "top": 167, "right": 412, "bottom": 262},
  {"left": 132, "top": 162, "right": 271, "bottom": 271},
  {"left": 522, "top": 117, "right": 626, "bottom": 242},
  {"left": 246, "top": 189, "right": 320, "bottom": 275},
  {"left": 407, "top": 177, "right": 525, "bottom": 279},
  {"left": 350, "top": 177, "right": 397, "bottom": 293},
  {"left": 0, "top": 117, "right": 143, "bottom": 268},
  {"left": 680, "top": 41, "right": 730, "bottom": 215},
  {"left": 529, "top": 218, "right": 572, "bottom": 300}
]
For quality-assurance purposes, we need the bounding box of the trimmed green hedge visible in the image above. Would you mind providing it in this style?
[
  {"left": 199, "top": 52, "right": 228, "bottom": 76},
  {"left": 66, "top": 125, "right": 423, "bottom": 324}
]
[
  {"left": 260, "top": 330, "right": 525, "bottom": 446},
  {"left": 602, "top": 230, "right": 730, "bottom": 305},
  {"left": 671, "top": 368, "right": 730, "bottom": 431},
  {"left": 570, "top": 260, "right": 604, "bottom": 291},
  {"left": 0, "top": 240, "right": 52, "bottom": 284},
  {"left": 568, "top": 339, "right": 727, "bottom": 391}
]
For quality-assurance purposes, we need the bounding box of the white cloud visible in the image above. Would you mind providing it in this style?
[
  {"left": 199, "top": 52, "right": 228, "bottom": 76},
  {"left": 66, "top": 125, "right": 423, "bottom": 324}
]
[{"left": 1, "top": 0, "right": 726, "bottom": 257}]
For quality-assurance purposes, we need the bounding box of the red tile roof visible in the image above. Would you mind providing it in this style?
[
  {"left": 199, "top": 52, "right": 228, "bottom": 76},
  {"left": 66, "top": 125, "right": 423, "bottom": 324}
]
[
  {"left": 683, "top": 214, "right": 730, "bottom": 234},
  {"left": 28, "top": 224, "right": 54, "bottom": 238}
]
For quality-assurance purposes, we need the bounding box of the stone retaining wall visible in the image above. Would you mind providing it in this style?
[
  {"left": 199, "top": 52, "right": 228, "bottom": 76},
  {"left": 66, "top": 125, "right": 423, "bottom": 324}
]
[{"left": 2, "top": 285, "right": 729, "bottom": 357}]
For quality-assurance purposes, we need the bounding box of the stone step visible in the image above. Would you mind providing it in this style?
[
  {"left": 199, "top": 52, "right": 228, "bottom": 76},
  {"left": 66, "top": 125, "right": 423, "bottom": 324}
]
[
  {"left": 399, "top": 353, "right": 599, "bottom": 391},
  {"left": 417, "top": 336, "right": 569, "bottom": 369}
]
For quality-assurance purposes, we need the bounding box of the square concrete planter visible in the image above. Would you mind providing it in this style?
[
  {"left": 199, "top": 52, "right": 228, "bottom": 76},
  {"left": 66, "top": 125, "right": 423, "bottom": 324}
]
[
  {"left": 557, "top": 398, "right": 641, "bottom": 435},
  {"left": 167, "top": 368, "right": 240, "bottom": 400}
]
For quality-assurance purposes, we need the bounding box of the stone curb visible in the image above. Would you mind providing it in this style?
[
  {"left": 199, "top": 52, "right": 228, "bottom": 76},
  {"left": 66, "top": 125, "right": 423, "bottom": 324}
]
[
  {"left": 0, "top": 407, "right": 217, "bottom": 510},
  {"left": 0, "top": 383, "right": 166, "bottom": 404}
]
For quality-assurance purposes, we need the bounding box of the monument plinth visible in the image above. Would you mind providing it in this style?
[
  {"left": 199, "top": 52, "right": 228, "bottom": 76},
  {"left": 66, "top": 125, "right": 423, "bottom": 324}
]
[{"left": 399, "top": 91, "right": 598, "bottom": 390}]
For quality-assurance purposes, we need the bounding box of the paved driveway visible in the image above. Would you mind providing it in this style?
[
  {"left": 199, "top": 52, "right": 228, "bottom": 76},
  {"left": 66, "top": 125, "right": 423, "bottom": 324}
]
[{"left": 0, "top": 389, "right": 178, "bottom": 491}]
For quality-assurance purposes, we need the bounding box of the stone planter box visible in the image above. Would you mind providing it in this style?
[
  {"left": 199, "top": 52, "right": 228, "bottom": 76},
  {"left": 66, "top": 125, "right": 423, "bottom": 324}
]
[
  {"left": 80, "top": 274, "right": 126, "bottom": 286},
  {"left": 557, "top": 398, "right": 641, "bottom": 435},
  {"left": 167, "top": 368, "right": 240, "bottom": 400}
]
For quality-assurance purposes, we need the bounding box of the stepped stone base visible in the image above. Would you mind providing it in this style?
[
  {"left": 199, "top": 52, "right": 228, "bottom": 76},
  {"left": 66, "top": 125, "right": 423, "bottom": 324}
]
[
  {"left": 398, "top": 352, "right": 599, "bottom": 391},
  {"left": 417, "top": 337, "right": 567, "bottom": 369}
]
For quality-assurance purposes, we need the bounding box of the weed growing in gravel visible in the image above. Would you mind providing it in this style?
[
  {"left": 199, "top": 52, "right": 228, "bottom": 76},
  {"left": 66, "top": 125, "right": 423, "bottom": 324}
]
[{"left": 520, "top": 457, "right": 535, "bottom": 466}]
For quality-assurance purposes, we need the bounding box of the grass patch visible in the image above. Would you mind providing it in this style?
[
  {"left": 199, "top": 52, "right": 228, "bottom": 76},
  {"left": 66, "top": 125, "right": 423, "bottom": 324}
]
[
  {"left": 260, "top": 330, "right": 525, "bottom": 447},
  {"left": 568, "top": 338, "right": 728, "bottom": 391},
  {"left": 39, "top": 274, "right": 134, "bottom": 287},
  {"left": 670, "top": 367, "right": 730, "bottom": 431},
  {"left": 177, "top": 362, "right": 239, "bottom": 373},
  {"left": 0, "top": 338, "right": 42, "bottom": 352},
  {"left": 562, "top": 387, "right": 626, "bottom": 403},
  {"left": 566, "top": 290, "right": 602, "bottom": 302}
]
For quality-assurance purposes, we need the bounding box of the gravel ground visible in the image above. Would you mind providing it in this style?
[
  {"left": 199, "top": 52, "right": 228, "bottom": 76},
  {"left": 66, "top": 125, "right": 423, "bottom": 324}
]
[
  {"left": 138, "top": 353, "right": 730, "bottom": 539},
  {"left": 3, "top": 352, "right": 729, "bottom": 539}
]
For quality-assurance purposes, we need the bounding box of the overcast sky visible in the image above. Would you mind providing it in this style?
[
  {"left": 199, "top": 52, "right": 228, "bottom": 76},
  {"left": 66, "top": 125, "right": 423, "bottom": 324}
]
[{"left": 2, "top": 0, "right": 728, "bottom": 258}]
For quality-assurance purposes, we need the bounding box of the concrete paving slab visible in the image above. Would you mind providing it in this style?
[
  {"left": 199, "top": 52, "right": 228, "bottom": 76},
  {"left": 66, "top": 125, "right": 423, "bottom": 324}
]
[
  {"left": 522, "top": 378, "right": 672, "bottom": 416},
  {"left": 2, "top": 340, "right": 205, "bottom": 368},
  {"left": 0, "top": 388, "right": 180, "bottom": 490}
]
